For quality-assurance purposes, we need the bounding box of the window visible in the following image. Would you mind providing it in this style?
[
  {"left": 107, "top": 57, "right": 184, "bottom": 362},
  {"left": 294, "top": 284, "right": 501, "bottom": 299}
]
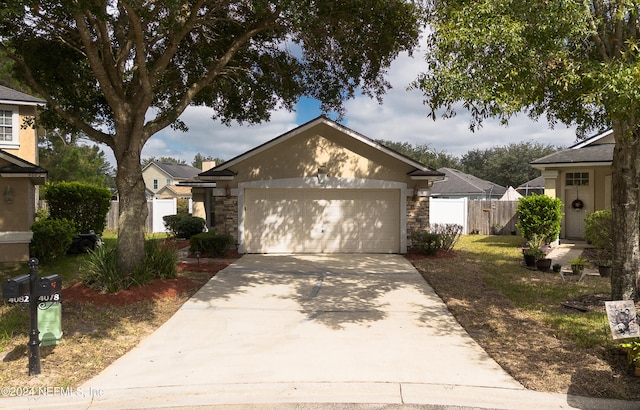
[
  {"left": 566, "top": 172, "right": 589, "bottom": 186},
  {"left": 166, "top": 178, "right": 172, "bottom": 186},
  {"left": 0, "top": 105, "right": 19, "bottom": 149},
  {"left": 153, "top": 179, "right": 158, "bottom": 190}
]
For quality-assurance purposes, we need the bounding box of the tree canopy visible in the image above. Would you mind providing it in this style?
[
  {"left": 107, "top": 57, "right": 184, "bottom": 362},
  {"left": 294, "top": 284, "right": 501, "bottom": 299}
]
[
  {"left": 460, "top": 142, "right": 558, "bottom": 188},
  {"left": 2, "top": 1, "right": 423, "bottom": 274},
  {"left": 417, "top": 1, "right": 640, "bottom": 299},
  {"left": 39, "top": 131, "right": 115, "bottom": 188},
  {"left": 376, "top": 139, "right": 460, "bottom": 170}
]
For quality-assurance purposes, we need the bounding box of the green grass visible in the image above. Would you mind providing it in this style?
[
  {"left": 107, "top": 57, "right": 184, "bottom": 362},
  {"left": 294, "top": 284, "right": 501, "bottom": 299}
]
[{"left": 455, "top": 235, "right": 612, "bottom": 348}]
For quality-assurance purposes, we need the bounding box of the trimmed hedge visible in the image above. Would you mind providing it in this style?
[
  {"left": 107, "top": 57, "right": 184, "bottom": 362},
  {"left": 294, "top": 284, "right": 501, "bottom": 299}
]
[
  {"left": 163, "top": 214, "right": 206, "bottom": 239},
  {"left": 44, "top": 182, "right": 111, "bottom": 234},
  {"left": 30, "top": 218, "right": 76, "bottom": 262},
  {"left": 516, "top": 194, "right": 563, "bottom": 242},
  {"left": 410, "top": 231, "right": 442, "bottom": 255},
  {"left": 189, "top": 232, "right": 234, "bottom": 257}
]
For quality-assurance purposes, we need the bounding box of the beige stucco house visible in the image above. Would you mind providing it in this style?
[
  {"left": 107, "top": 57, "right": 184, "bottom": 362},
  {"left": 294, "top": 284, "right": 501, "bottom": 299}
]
[
  {"left": 142, "top": 161, "right": 201, "bottom": 199},
  {"left": 531, "top": 130, "right": 613, "bottom": 239},
  {"left": 181, "top": 116, "right": 445, "bottom": 254},
  {"left": 0, "top": 85, "right": 47, "bottom": 262}
]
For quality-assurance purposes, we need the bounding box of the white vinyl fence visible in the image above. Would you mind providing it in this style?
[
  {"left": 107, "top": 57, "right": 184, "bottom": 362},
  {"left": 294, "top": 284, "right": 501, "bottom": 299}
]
[
  {"left": 106, "top": 198, "right": 187, "bottom": 233},
  {"left": 429, "top": 198, "right": 469, "bottom": 234},
  {"left": 429, "top": 198, "right": 520, "bottom": 235}
]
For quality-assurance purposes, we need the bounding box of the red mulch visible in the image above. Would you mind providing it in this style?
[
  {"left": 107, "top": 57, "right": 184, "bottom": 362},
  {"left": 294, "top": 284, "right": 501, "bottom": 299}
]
[{"left": 62, "top": 260, "right": 232, "bottom": 306}]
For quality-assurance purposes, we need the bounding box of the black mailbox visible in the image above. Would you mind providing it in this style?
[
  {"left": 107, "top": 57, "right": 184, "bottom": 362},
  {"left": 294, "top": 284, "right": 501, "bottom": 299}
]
[
  {"left": 34, "top": 274, "right": 62, "bottom": 297},
  {"left": 2, "top": 274, "right": 31, "bottom": 299}
]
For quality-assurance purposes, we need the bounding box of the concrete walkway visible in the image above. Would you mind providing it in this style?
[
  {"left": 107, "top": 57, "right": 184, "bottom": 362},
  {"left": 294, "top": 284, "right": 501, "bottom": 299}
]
[{"left": 3, "top": 253, "right": 637, "bottom": 409}]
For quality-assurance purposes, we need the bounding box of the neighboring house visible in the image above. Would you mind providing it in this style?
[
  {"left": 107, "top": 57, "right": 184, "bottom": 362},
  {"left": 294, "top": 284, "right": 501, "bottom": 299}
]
[
  {"left": 431, "top": 167, "right": 506, "bottom": 199},
  {"left": 516, "top": 175, "right": 545, "bottom": 196},
  {"left": 181, "top": 116, "right": 445, "bottom": 254},
  {"left": 0, "top": 85, "right": 47, "bottom": 262},
  {"left": 530, "top": 130, "right": 613, "bottom": 239},
  {"left": 142, "top": 161, "right": 201, "bottom": 199},
  {"left": 155, "top": 184, "right": 193, "bottom": 199}
]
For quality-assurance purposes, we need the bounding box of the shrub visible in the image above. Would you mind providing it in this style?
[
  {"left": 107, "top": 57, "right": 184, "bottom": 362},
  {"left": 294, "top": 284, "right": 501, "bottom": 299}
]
[
  {"left": 83, "top": 238, "right": 178, "bottom": 293},
  {"left": 83, "top": 242, "right": 123, "bottom": 293},
  {"left": 133, "top": 239, "right": 178, "bottom": 284},
  {"left": 177, "top": 198, "right": 190, "bottom": 214},
  {"left": 30, "top": 218, "right": 76, "bottom": 262},
  {"left": 429, "top": 223, "right": 463, "bottom": 252},
  {"left": 44, "top": 182, "right": 111, "bottom": 234},
  {"left": 516, "top": 194, "right": 563, "bottom": 242},
  {"left": 410, "top": 231, "right": 442, "bottom": 255},
  {"left": 163, "top": 214, "right": 206, "bottom": 239},
  {"left": 584, "top": 209, "right": 613, "bottom": 260},
  {"left": 190, "top": 232, "right": 234, "bottom": 257}
]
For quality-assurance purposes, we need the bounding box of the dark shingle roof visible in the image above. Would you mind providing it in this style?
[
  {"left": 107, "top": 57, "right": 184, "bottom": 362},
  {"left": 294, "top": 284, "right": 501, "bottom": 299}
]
[
  {"left": 152, "top": 162, "right": 201, "bottom": 179},
  {"left": 432, "top": 167, "right": 506, "bottom": 196},
  {"left": 530, "top": 144, "right": 613, "bottom": 165},
  {"left": 517, "top": 176, "right": 545, "bottom": 190},
  {"left": 0, "top": 85, "right": 45, "bottom": 105}
]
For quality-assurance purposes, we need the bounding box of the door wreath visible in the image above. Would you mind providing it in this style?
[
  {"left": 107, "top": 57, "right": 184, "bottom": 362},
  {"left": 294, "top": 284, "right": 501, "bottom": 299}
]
[{"left": 571, "top": 198, "right": 584, "bottom": 209}]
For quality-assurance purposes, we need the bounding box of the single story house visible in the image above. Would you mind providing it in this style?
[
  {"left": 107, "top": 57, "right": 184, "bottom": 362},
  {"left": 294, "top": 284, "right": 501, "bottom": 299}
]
[
  {"left": 0, "top": 85, "right": 47, "bottom": 262},
  {"left": 530, "top": 130, "right": 613, "bottom": 239},
  {"left": 182, "top": 116, "right": 445, "bottom": 254},
  {"left": 431, "top": 167, "right": 506, "bottom": 199}
]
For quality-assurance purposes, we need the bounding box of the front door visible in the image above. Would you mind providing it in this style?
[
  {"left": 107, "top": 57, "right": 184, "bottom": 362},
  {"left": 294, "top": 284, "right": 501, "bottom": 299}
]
[{"left": 564, "top": 171, "right": 591, "bottom": 239}]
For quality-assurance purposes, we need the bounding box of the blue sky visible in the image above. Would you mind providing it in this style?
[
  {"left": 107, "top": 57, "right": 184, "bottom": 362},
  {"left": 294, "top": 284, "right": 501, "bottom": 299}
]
[{"left": 104, "top": 38, "right": 579, "bottom": 169}]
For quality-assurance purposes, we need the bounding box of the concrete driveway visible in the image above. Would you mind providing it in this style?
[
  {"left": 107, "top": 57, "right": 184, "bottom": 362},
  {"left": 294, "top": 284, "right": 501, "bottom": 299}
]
[
  {"left": 66, "top": 254, "right": 526, "bottom": 407},
  {"left": 18, "top": 253, "right": 640, "bottom": 409}
]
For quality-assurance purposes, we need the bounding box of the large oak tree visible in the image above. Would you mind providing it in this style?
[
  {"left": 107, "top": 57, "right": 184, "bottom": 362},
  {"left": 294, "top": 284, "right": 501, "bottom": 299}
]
[
  {"left": 1, "top": 1, "right": 422, "bottom": 274},
  {"left": 417, "top": 1, "right": 640, "bottom": 300}
]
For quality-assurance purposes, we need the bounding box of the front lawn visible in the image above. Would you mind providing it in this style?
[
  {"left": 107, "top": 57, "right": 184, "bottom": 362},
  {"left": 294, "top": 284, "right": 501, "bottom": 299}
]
[{"left": 412, "top": 234, "right": 639, "bottom": 400}]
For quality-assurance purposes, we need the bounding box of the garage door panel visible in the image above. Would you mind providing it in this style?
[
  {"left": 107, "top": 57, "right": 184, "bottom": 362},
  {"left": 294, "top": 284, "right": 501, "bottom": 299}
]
[{"left": 244, "top": 188, "right": 399, "bottom": 253}]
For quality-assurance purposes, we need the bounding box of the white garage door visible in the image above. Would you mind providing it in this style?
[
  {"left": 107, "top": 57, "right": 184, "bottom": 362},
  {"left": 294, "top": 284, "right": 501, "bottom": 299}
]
[{"left": 244, "top": 188, "right": 400, "bottom": 253}]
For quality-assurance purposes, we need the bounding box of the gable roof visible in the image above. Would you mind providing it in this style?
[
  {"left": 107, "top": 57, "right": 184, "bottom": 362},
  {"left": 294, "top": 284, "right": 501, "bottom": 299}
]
[
  {"left": 144, "top": 161, "right": 201, "bottom": 179},
  {"left": 0, "top": 149, "right": 47, "bottom": 183},
  {"left": 517, "top": 175, "right": 545, "bottom": 190},
  {"left": 156, "top": 184, "right": 193, "bottom": 197},
  {"left": 431, "top": 167, "right": 506, "bottom": 196},
  {"left": 0, "top": 85, "right": 45, "bottom": 106},
  {"left": 199, "top": 116, "right": 444, "bottom": 180},
  {"left": 530, "top": 144, "right": 613, "bottom": 167},
  {"left": 530, "top": 129, "right": 614, "bottom": 167}
]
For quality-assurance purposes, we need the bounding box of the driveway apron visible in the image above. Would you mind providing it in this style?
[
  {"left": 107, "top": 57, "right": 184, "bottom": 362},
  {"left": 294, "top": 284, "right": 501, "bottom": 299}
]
[{"left": 83, "top": 254, "right": 523, "bottom": 402}]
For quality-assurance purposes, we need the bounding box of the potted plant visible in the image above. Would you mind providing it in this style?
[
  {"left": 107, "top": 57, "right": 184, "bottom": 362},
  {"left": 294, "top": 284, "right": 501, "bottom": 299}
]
[
  {"left": 552, "top": 263, "right": 562, "bottom": 273},
  {"left": 523, "top": 234, "right": 546, "bottom": 267},
  {"left": 621, "top": 341, "right": 640, "bottom": 376},
  {"left": 569, "top": 256, "right": 589, "bottom": 275},
  {"left": 536, "top": 253, "right": 552, "bottom": 271},
  {"left": 598, "top": 259, "right": 613, "bottom": 277}
]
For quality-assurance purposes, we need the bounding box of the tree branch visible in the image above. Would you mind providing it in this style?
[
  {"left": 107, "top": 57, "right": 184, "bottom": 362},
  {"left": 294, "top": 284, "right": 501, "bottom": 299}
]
[
  {"left": 73, "top": 9, "right": 124, "bottom": 111},
  {"left": 143, "top": 16, "right": 280, "bottom": 139}
]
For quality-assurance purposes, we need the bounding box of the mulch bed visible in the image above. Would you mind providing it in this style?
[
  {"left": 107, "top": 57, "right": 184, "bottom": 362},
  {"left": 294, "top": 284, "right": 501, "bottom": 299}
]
[{"left": 62, "top": 259, "right": 232, "bottom": 306}]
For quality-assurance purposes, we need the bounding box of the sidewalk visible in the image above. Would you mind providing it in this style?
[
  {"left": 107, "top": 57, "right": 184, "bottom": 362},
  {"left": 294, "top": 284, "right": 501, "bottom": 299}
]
[{"left": 545, "top": 240, "right": 600, "bottom": 280}]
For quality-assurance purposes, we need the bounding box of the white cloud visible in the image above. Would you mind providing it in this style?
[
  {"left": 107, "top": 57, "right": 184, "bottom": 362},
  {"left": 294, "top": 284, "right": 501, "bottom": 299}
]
[{"left": 99, "top": 36, "right": 578, "bottom": 168}]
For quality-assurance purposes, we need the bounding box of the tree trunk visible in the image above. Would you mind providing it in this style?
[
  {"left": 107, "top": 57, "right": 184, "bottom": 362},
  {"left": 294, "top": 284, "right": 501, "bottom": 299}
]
[
  {"left": 611, "top": 121, "right": 640, "bottom": 301},
  {"left": 115, "top": 148, "right": 148, "bottom": 276}
]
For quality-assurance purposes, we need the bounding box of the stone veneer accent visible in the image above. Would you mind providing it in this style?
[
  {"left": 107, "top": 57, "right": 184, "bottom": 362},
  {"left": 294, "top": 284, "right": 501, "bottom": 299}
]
[
  {"left": 213, "top": 196, "right": 238, "bottom": 242},
  {"left": 406, "top": 196, "right": 430, "bottom": 247}
]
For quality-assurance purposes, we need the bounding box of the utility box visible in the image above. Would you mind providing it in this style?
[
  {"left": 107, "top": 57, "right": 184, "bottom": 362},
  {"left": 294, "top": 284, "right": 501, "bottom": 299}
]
[{"left": 38, "top": 302, "right": 62, "bottom": 346}]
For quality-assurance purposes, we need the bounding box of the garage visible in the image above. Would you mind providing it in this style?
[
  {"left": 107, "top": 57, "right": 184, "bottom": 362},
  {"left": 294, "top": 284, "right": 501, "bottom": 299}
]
[{"left": 243, "top": 188, "right": 400, "bottom": 253}]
